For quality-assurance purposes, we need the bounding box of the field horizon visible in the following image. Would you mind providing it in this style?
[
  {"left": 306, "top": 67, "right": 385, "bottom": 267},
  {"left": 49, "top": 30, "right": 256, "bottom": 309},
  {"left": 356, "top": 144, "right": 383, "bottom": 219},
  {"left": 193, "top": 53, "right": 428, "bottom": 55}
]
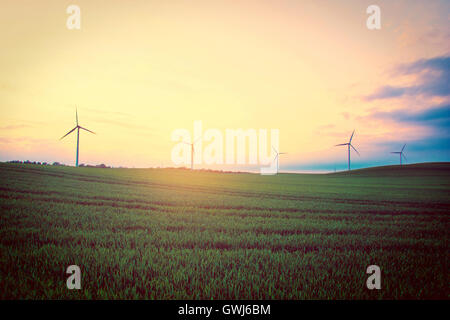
[
  {"left": 4, "top": 159, "right": 450, "bottom": 174},
  {"left": 0, "top": 161, "right": 449, "bottom": 299}
]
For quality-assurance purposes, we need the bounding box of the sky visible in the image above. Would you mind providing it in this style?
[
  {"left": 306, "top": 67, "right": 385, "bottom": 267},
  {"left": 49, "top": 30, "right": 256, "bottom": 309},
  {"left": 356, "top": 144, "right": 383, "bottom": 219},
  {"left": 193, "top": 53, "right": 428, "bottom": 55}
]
[{"left": 0, "top": 0, "right": 449, "bottom": 171}]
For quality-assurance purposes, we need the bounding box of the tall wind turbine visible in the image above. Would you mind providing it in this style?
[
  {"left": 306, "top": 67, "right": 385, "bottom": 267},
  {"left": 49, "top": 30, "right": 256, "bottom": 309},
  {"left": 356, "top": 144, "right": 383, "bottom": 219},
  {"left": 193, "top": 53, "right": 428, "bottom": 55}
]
[
  {"left": 183, "top": 137, "right": 202, "bottom": 170},
  {"left": 272, "top": 146, "right": 287, "bottom": 174},
  {"left": 391, "top": 144, "right": 407, "bottom": 165},
  {"left": 60, "top": 108, "right": 95, "bottom": 167},
  {"left": 335, "top": 130, "right": 360, "bottom": 171}
]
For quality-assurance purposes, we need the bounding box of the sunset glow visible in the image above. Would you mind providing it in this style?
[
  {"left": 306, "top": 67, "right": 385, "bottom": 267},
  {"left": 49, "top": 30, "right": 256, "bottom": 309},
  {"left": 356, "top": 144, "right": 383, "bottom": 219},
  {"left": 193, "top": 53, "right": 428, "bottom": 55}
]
[{"left": 1, "top": 0, "right": 449, "bottom": 170}]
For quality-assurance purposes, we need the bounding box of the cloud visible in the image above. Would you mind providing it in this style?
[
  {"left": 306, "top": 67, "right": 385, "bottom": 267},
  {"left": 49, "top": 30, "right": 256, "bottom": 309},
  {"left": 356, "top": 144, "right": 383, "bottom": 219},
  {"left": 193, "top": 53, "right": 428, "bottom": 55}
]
[
  {"left": 0, "top": 124, "right": 31, "bottom": 131},
  {"left": 367, "top": 103, "right": 450, "bottom": 163},
  {"left": 363, "top": 55, "right": 450, "bottom": 164},
  {"left": 373, "top": 136, "right": 450, "bottom": 162},
  {"left": 366, "top": 55, "right": 450, "bottom": 100},
  {"left": 0, "top": 137, "right": 48, "bottom": 144},
  {"left": 371, "top": 104, "right": 450, "bottom": 130},
  {"left": 398, "top": 55, "right": 450, "bottom": 74}
]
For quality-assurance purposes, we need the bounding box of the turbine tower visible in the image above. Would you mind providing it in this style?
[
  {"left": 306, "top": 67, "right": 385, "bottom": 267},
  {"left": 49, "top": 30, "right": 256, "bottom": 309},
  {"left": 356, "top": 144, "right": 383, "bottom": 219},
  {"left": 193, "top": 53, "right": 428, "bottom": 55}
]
[
  {"left": 183, "top": 137, "right": 201, "bottom": 170},
  {"left": 272, "top": 146, "right": 287, "bottom": 174},
  {"left": 60, "top": 108, "right": 95, "bottom": 167},
  {"left": 391, "top": 144, "right": 407, "bottom": 165},
  {"left": 335, "top": 130, "right": 360, "bottom": 171}
]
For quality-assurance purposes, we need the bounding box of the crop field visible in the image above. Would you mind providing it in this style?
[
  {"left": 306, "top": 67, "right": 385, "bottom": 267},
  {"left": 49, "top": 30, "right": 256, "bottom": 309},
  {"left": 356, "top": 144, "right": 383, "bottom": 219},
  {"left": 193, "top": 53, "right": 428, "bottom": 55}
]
[{"left": 0, "top": 162, "right": 449, "bottom": 299}]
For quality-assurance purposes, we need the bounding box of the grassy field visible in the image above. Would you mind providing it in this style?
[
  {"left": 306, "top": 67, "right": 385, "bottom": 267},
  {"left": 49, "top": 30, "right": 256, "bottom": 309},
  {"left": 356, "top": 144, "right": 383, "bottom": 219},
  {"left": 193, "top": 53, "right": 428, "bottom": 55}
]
[{"left": 0, "top": 162, "right": 449, "bottom": 299}]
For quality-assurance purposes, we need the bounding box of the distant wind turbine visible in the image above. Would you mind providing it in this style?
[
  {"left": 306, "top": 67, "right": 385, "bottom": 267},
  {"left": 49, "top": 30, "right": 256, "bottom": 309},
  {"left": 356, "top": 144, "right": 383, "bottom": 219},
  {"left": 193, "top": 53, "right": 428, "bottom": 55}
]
[
  {"left": 391, "top": 144, "right": 407, "bottom": 165},
  {"left": 335, "top": 130, "right": 360, "bottom": 171},
  {"left": 183, "top": 137, "right": 202, "bottom": 170},
  {"left": 272, "top": 146, "right": 287, "bottom": 174},
  {"left": 60, "top": 108, "right": 95, "bottom": 167}
]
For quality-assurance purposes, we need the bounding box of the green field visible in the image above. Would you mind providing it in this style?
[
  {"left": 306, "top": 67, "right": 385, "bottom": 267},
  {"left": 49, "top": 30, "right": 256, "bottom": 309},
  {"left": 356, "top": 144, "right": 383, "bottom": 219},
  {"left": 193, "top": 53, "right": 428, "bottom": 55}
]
[{"left": 0, "top": 162, "right": 449, "bottom": 299}]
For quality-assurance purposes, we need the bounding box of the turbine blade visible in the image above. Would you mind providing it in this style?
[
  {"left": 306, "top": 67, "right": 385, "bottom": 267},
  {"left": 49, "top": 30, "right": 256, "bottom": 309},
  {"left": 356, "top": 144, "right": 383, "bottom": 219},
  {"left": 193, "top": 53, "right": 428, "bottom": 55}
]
[
  {"left": 279, "top": 152, "right": 287, "bottom": 155},
  {"left": 401, "top": 143, "right": 406, "bottom": 152},
  {"left": 349, "top": 130, "right": 355, "bottom": 143},
  {"left": 391, "top": 152, "right": 400, "bottom": 154},
  {"left": 60, "top": 126, "right": 77, "bottom": 140},
  {"left": 79, "top": 126, "right": 95, "bottom": 134},
  {"left": 272, "top": 146, "right": 278, "bottom": 154},
  {"left": 273, "top": 154, "right": 278, "bottom": 162},
  {"left": 402, "top": 153, "right": 407, "bottom": 161},
  {"left": 335, "top": 143, "right": 348, "bottom": 146},
  {"left": 350, "top": 144, "right": 360, "bottom": 156}
]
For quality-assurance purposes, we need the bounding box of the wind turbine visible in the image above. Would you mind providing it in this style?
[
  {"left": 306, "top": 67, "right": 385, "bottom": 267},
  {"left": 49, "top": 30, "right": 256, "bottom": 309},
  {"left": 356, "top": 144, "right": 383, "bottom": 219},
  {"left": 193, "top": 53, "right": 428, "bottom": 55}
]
[
  {"left": 272, "top": 146, "right": 287, "bottom": 174},
  {"left": 335, "top": 130, "right": 360, "bottom": 171},
  {"left": 182, "top": 137, "right": 202, "bottom": 170},
  {"left": 391, "top": 144, "right": 407, "bottom": 165},
  {"left": 60, "top": 108, "right": 95, "bottom": 167}
]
